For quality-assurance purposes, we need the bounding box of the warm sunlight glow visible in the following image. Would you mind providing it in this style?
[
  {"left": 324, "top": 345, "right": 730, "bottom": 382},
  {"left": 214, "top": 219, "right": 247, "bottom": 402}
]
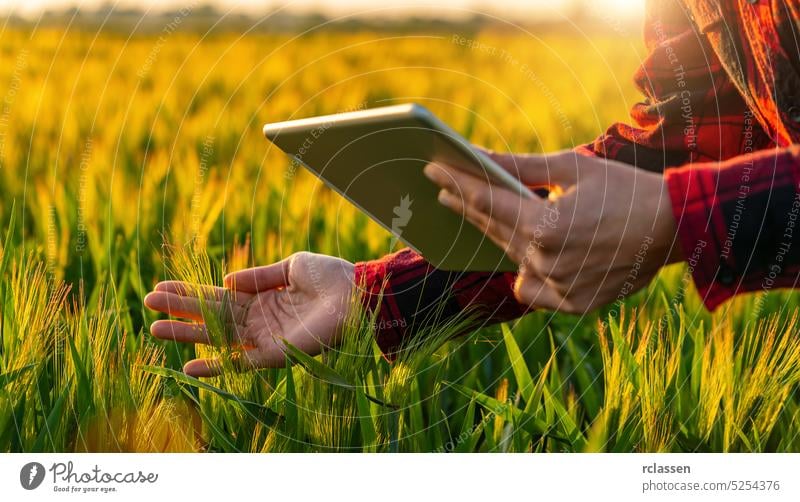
[
  {"left": 605, "top": 0, "right": 645, "bottom": 15},
  {"left": 0, "top": 0, "right": 645, "bottom": 20}
]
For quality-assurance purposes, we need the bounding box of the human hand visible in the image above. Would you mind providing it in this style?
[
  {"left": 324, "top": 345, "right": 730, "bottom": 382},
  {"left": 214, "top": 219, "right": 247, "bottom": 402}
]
[
  {"left": 423, "top": 149, "right": 683, "bottom": 314},
  {"left": 144, "top": 252, "right": 355, "bottom": 376}
]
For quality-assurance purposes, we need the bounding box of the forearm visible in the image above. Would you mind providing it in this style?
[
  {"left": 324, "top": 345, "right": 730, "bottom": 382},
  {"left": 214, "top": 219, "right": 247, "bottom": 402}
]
[
  {"left": 665, "top": 145, "right": 800, "bottom": 309},
  {"left": 355, "top": 248, "right": 528, "bottom": 358}
]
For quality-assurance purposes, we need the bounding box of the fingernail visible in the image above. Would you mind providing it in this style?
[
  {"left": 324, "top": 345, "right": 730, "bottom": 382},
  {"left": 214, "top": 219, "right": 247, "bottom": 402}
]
[
  {"left": 438, "top": 189, "right": 455, "bottom": 207},
  {"left": 423, "top": 164, "right": 439, "bottom": 181},
  {"left": 143, "top": 292, "right": 155, "bottom": 307}
]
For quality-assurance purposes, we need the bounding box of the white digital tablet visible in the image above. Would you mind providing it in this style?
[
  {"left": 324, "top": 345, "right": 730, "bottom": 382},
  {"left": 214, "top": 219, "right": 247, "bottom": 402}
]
[{"left": 263, "top": 103, "right": 534, "bottom": 272}]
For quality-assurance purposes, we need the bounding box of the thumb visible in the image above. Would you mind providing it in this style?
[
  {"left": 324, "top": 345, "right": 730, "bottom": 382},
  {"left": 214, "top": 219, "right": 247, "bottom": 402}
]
[{"left": 479, "top": 148, "right": 579, "bottom": 188}]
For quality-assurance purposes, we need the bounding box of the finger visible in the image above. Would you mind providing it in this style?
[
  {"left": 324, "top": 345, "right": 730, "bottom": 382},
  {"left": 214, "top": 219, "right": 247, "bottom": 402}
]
[
  {"left": 437, "top": 189, "right": 528, "bottom": 263},
  {"left": 474, "top": 146, "right": 541, "bottom": 185},
  {"left": 513, "top": 272, "right": 564, "bottom": 311},
  {"left": 183, "top": 347, "right": 269, "bottom": 378},
  {"left": 150, "top": 320, "right": 212, "bottom": 344},
  {"left": 224, "top": 259, "right": 291, "bottom": 293},
  {"left": 425, "top": 163, "right": 543, "bottom": 227},
  {"left": 144, "top": 291, "right": 247, "bottom": 324},
  {"left": 154, "top": 281, "right": 252, "bottom": 303},
  {"left": 481, "top": 149, "right": 579, "bottom": 187},
  {"left": 183, "top": 358, "right": 223, "bottom": 378}
]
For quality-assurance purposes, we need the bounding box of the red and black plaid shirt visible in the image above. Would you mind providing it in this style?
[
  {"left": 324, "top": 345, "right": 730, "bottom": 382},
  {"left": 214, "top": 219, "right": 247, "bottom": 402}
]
[{"left": 355, "top": 0, "right": 800, "bottom": 356}]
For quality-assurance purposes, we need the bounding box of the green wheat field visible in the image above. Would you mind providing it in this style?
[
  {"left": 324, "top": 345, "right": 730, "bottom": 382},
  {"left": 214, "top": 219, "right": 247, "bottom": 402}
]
[{"left": 1, "top": 20, "right": 800, "bottom": 453}]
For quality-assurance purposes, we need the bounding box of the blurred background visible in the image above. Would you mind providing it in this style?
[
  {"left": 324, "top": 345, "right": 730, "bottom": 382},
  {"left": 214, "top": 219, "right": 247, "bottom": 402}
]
[{"left": 2, "top": 0, "right": 644, "bottom": 24}]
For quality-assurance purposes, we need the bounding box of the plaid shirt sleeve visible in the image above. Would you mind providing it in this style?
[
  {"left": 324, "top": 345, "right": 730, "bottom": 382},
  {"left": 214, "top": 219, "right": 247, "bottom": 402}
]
[
  {"left": 577, "top": 0, "right": 795, "bottom": 311},
  {"left": 579, "top": 0, "right": 773, "bottom": 171},
  {"left": 665, "top": 146, "right": 800, "bottom": 310},
  {"left": 354, "top": 250, "right": 529, "bottom": 358}
]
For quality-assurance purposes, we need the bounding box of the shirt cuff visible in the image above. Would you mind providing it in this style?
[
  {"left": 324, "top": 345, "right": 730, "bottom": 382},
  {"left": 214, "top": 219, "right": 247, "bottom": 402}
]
[
  {"left": 353, "top": 257, "right": 405, "bottom": 358},
  {"left": 664, "top": 147, "right": 800, "bottom": 310},
  {"left": 354, "top": 248, "right": 529, "bottom": 360},
  {"left": 665, "top": 161, "right": 731, "bottom": 309}
]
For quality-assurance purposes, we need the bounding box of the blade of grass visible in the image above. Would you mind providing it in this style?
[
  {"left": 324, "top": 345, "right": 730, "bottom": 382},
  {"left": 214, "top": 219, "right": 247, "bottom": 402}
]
[
  {"left": 283, "top": 360, "right": 299, "bottom": 437},
  {"left": 447, "top": 382, "right": 564, "bottom": 443},
  {"left": 565, "top": 337, "right": 600, "bottom": 417},
  {"left": 174, "top": 383, "right": 239, "bottom": 452},
  {"left": 456, "top": 412, "right": 489, "bottom": 453},
  {"left": 543, "top": 386, "right": 585, "bottom": 449},
  {"left": 32, "top": 380, "right": 71, "bottom": 452},
  {"left": 0, "top": 200, "right": 15, "bottom": 279},
  {"left": 355, "top": 387, "right": 377, "bottom": 452},
  {"left": 282, "top": 340, "right": 394, "bottom": 408},
  {"left": 525, "top": 354, "right": 554, "bottom": 415},
  {"left": 501, "top": 323, "right": 534, "bottom": 403},
  {"left": 282, "top": 340, "right": 353, "bottom": 388},
  {"left": 140, "top": 365, "right": 281, "bottom": 425},
  {"left": 609, "top": 316, "right": 640, "bottom": 389},
  {"left": 66, "top": 333, "right": 93, "bottom": 413},
  {"left": 0, "top": 363, "right": 36, "bottom": 390}
]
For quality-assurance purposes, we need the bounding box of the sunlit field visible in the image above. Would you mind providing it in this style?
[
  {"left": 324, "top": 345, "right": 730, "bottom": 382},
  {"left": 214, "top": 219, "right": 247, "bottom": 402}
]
[{"left": 2, "top": 22, "right": 800, "bottom": 452}]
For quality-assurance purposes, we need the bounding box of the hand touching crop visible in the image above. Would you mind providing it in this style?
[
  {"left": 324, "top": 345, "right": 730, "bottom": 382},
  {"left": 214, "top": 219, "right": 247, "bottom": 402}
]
[
  {"left": 424, "top": 149, "right": 684, "bottom": 314},
  {"left": 144, "top": 252, "right": 355, "bottom": 377}
]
